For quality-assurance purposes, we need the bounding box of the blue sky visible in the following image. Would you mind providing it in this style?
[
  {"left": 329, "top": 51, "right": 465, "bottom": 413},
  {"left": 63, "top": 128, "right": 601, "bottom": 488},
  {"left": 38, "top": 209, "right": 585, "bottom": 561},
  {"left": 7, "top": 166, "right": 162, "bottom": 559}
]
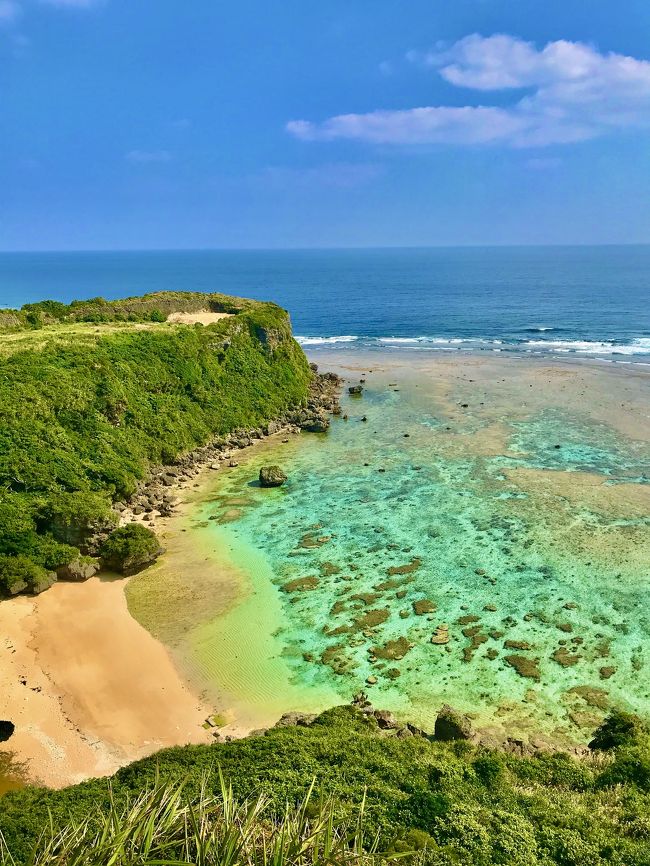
[{"left": 1, "top": 0, "right": 650, "bottom": 250}]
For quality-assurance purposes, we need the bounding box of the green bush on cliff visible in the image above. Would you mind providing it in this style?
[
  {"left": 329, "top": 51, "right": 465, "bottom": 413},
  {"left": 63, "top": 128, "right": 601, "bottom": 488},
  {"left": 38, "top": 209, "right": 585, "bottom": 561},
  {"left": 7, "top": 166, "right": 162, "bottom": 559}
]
[
  {"left": 0, "top": 554, "right": 49, "bottom": 596},
  {"left": 0, "top": 296, "right": 311, "bottom": 585},
  {"left": 100, "top": 524, "right": 162, "bottom": 575},
  {"left": 3, "top": 707, "right": 650, "bottom": 866}
]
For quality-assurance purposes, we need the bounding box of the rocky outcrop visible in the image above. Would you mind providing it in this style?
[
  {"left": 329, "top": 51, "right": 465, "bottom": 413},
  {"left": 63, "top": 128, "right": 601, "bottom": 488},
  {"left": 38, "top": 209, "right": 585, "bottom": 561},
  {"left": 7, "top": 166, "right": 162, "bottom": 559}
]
[
  {"left": 434, "top": 705, "right": 474, "bottom": 741},
  {"left": 30, "top": 571, "right": 57, "bottom": 595},
  {"left": 100, "top": 525, "right": 165, "bottom": 576},
  {"left": 56, "top": 558, "right": 100, "bottom": 582},
  {"left": 117, "top": 369, "right": 342, "bottom": 524},
  {"left": 259, "top": 466, "right": 287, "bottom": 487},
  {"left": 274, "top": 712, "right": 318, "bottom": 728}
]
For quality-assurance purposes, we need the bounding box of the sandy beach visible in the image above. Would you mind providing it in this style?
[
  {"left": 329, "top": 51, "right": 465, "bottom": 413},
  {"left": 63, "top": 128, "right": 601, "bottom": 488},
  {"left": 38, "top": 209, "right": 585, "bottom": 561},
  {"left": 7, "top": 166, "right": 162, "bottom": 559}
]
[{"left": 0, "top": 574, "right": 213, "bottom": 790}]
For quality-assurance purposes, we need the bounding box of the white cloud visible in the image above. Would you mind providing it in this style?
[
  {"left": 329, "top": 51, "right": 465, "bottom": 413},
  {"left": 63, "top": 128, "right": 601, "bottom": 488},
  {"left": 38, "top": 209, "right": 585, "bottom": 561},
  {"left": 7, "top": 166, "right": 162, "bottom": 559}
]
[
  {"left": 125, "top": 149, "right": 172, "bottom": 164},
  {"left": 288, "top": 34, "right": 650, "bottom": 148}
]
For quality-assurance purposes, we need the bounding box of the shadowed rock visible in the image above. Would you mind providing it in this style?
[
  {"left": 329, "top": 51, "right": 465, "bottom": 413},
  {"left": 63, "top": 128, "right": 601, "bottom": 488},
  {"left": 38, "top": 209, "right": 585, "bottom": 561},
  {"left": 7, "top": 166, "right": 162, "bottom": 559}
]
[
  {"left": 435, "top": 705, "right": 474, "bottom": 741},
  {"left": 56, "top": 557, "right": 100, "bottom": 582}
]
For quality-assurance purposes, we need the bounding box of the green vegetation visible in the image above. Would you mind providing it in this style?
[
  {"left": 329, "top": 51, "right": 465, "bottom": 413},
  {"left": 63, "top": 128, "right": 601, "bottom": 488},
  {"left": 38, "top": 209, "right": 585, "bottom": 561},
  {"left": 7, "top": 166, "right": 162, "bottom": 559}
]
[
  {"left": 0, "top": 554, "right": 50, "bottom": 596},
  {"left": 1, "top": 776, "right": 384, "bottom": 866},
  {"left": 0, "top": 291, "right": 261, "bottom": 334},
  {"left": 100, "top": 524, "right": 163, "bottom": 575},
  {"left": 0, "top": 293, "right": 311, "bottom": 593},
  {"left": 3, "top": 706, "right": 650, "bottom": 865}
]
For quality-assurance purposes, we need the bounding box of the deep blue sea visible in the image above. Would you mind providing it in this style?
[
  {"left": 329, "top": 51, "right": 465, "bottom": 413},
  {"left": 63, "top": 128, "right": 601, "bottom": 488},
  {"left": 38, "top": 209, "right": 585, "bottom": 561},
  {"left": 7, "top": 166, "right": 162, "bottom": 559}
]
[{"left": 1, "top": 246, "right": 649, "bottom": 360}]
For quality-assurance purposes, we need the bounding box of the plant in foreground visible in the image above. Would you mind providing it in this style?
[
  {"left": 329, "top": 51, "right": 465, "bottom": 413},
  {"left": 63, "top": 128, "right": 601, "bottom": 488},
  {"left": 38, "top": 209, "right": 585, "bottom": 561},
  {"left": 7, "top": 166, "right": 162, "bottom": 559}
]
[{"left": 1, "top": 773, "right": 411, "bottom": 866}]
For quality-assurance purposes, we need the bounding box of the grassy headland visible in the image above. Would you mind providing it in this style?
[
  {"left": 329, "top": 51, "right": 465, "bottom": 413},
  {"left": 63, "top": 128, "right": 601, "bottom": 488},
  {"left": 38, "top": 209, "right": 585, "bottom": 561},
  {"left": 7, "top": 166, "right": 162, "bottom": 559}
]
[{"left": 0, "top": 292, "right": 312, "bottom": 596}]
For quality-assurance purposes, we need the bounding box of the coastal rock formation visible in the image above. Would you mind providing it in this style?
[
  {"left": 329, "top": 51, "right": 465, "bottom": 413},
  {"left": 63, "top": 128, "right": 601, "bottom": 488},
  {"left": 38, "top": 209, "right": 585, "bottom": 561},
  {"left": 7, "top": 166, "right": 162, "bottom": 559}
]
[
  {"left": 100, "top": 524, "right": 165, "bottom": 575},
  {"left": 434, "top": 705, "right": 474, "bottom": 741},
  {"left": 30, "top": 571, "right": 57, "bottom": 595},
  {"left": 259, "top": 466, "right": 287, "bottom": 487},
  {"left": 117, "top": 369, "right": 343, "bottom": 528},
  {"left": 56, "top": 557, "right": 100, "bottom": 582},
  {"left": 274, "top": 711, "right": 318, "bottom": 727}
]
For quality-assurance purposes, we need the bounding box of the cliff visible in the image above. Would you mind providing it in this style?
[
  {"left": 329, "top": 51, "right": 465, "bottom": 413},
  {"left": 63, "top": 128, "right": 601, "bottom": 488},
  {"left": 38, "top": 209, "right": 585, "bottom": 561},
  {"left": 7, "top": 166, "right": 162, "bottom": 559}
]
[{"left": 0, "top": 293, "right": 315, "bottom": 596}]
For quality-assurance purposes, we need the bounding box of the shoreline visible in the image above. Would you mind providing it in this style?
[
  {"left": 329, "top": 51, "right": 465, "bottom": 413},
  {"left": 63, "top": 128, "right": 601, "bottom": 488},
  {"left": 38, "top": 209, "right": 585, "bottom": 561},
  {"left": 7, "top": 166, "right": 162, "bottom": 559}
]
[
  {"left": 0, "top": 372, "right": 343, "bottom": 790},
  {"left": 2, "top": 350, "right": 650, "bottom": 790}
]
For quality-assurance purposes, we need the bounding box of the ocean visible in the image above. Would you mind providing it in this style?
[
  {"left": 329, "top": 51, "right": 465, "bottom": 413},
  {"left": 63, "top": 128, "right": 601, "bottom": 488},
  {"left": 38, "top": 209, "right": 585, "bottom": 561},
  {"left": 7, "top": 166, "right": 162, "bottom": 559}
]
[
  {"left": 1, "top": 245, "right": 649, "bottom": 360},
  {"left": 2, "top": 244, "right": 650, "bottom": 748}
]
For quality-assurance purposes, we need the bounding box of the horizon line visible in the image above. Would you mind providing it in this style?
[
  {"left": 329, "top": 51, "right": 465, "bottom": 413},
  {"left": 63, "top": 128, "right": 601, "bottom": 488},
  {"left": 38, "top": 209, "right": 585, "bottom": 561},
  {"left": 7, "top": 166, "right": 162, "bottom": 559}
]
[{"left": 1, "top": 241, "right": 649, "bottom": 255}]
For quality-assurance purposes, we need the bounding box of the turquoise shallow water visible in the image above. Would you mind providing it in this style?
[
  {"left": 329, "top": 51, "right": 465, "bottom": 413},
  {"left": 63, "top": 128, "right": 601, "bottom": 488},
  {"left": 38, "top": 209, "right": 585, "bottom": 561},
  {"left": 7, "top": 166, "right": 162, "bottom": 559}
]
[{"left": 185, "top": 356, "right": 650, "bottom": 743}]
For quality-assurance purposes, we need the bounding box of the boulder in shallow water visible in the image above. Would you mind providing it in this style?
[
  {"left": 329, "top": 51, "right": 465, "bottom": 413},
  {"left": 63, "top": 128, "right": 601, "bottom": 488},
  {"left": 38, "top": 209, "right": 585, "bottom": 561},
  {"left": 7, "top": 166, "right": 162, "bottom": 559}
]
[
  {"left": 434, "top": 705, "right": 474, "bottom": 741},
  {"left": 300, "top": 414, "right": 330, "bottom": 433},
  {"left": 259, "top": 465, "right": 288, "bottom": 487},
  {"left": 348, "top": 385, "right": 363, "bottom": 395}
]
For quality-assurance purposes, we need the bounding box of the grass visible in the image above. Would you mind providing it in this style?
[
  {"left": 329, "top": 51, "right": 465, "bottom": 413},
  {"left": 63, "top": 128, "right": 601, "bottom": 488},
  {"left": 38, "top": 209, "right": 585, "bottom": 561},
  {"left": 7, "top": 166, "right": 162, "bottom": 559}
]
[
  {"left": 0, "top": 774, "right": 392, "bottom": 866},
  {"left": 0, "top": 321, "right": 169, "bottom": 359}
]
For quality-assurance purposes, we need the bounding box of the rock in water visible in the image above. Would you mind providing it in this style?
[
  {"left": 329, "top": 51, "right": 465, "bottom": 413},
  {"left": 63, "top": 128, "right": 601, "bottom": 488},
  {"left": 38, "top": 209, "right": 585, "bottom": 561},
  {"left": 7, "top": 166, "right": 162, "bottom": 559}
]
[
  {"left": 348, "top": 385, "right": 363, "bottom": 395},
  {"left": 259, "top": 466, "right": 287, "bottom": 487},
  {"left": 434, "top": 705, "right": 474, "bottom": 741}
]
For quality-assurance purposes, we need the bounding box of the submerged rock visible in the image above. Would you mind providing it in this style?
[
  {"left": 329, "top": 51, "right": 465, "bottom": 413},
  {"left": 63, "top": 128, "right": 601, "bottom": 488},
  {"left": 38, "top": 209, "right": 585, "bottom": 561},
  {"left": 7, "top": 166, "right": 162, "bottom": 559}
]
[
  {"left": 505, "top": 654, "right": 541, "bottom": 680},
  {"left": 259, "top": 466, "right": 287, "bottom": 487},
  {"left": 413, "top": 599, "right": 436, "bottom": 615},
  {"left": 282, "top": 576, "right": 319, "bottom": 592},
  {"left": 431, "top": 624, "right": 450, "bottom": 645},
  {"left": 373, "top": 636, "right": 413, "bottom": 660}
]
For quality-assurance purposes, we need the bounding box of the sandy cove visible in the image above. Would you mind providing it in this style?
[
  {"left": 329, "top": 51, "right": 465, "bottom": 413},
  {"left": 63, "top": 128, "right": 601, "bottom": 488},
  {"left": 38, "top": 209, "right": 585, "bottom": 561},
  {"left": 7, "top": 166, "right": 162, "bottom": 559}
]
[
  {"left": 0, "top": 575, "right": 214, "bottom": 790},
  {"left": 2, "top": 352, "right": 649, "bottom": 789},
  {"left": 0, "top": 370, "right": 343, "bottom": 791}
]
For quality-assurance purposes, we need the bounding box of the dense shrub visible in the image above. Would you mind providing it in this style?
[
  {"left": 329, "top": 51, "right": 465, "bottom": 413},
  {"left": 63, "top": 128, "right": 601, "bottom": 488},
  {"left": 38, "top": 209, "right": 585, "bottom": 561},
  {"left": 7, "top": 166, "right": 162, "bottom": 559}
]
[
  {"left": 0, "top": 554, "right": 50, "bottom": 596},
  {"left": 589, "top": 711, "right": 649, "bottom": 751},
  {"left": 0, "top": 296, "right": 311, "bottom": 585},
  {"left": 2, "top": 706, "right": 650, "bottom": 866},
  {"left": 100, "top": 524, "right": 162, "bottom": 575}
]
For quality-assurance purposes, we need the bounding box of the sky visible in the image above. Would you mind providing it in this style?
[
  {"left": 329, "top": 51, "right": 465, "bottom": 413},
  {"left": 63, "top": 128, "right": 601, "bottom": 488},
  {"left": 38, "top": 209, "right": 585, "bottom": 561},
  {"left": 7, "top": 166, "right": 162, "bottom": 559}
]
[{"left": 1, "top": 0, "right": 650, "bottom": 250}]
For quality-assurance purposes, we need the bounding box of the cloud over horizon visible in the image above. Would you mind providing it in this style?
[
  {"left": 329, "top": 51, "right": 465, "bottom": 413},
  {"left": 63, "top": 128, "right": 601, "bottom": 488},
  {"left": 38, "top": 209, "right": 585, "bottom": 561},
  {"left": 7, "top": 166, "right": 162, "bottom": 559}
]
[{"left": 287, "top": 34, "right": 650, "bottom": 148}]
